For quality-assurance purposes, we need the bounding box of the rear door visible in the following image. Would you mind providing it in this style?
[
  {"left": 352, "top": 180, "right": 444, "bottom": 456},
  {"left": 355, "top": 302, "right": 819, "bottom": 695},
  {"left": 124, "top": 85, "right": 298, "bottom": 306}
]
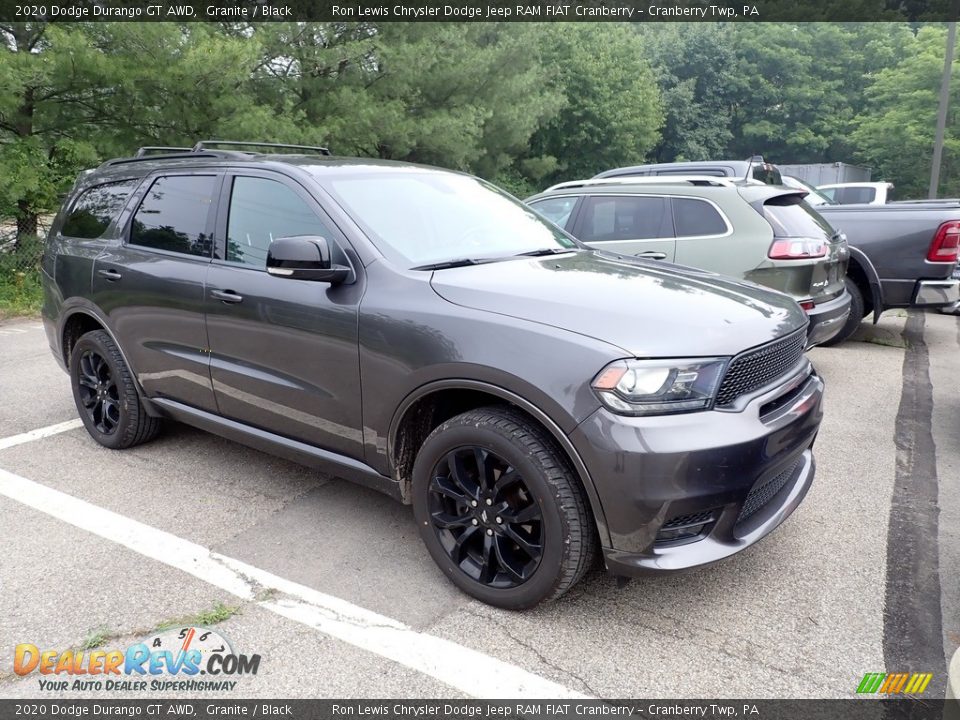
[
  {"left": 91, "top": 172, "right": 219, "bottom": 412},
  {"left": 571, "top": 194, "right": 676, "bottom": 261},
  {"left": 204, "top": 170, "right": 364, "bottom": 459}
]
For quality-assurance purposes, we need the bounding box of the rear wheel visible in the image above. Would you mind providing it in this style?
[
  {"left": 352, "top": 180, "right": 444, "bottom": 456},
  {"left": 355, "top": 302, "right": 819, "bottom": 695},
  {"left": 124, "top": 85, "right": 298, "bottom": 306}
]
[
  {"left": 70, "top": 330, "right": 162, "bottom": 449},
  {"left": 820, "top": 277, "right": 865, "bottom": 347},
  {"left": 412, "top": 407, "right": 597, "bottom": 609}
]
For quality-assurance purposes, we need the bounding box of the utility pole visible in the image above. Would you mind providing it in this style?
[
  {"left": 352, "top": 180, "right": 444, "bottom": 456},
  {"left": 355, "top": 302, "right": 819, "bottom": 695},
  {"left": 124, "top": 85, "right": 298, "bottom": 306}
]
[{"left": 931, "top": 18, "right": 959, "bottom": 198}]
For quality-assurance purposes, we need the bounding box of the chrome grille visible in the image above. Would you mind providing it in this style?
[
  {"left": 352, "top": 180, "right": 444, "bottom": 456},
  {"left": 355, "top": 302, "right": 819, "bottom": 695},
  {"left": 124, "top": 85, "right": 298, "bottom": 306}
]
[{"left": 716, "top": 329, "right": 806, "bottom": 406}]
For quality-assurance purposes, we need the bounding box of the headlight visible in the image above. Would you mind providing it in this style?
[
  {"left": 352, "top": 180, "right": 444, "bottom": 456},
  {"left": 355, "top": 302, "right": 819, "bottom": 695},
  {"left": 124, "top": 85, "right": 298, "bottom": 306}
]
[{"left": 591, "top": 358, "right": 728, "bottom": 415}]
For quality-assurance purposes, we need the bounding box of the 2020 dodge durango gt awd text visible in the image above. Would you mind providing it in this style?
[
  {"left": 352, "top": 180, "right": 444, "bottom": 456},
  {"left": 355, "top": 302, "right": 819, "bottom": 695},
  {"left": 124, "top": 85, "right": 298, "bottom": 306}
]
[{"left": 41, "top": 147, "right": 824, "bottom": 609}]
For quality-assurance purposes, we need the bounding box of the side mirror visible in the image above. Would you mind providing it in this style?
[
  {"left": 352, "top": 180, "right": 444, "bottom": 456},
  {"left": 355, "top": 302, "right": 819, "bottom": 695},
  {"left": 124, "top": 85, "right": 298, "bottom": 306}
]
[{"left": 266, "top": 236, "right": 351, "bottom": 284}]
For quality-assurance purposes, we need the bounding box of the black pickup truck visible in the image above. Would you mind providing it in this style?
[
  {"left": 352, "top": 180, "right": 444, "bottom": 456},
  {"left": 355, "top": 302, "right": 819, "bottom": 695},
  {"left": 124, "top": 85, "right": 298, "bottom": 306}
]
[{"left": 595, "top": 161, "right": 960, "bottom": 345}]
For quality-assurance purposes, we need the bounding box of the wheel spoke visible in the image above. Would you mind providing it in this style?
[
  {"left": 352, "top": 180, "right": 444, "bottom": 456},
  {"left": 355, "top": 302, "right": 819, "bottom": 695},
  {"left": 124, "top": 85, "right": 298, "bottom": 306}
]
[
  {"left": 503, "top": 526, "right": 542, "bottom": 562},
  {"left": 493, "top": 535, "right": 526, "bottom": 582},
  {"left": 501, "top": 503, "right": 541, "bottom": 525},
  {"left": 431, "top": 510, "right": 473, "bottom": 530},
  {"left": 446, "top": 451, "right": 479, "bottom": 499},
  {"left": 478, "top": 532, "right": 496, "bottom": 584},
  {"left": 79, "top": 391, "right": 97, "bottom": 409},
  {"left": 452, "top": 525, "right": 479, "bottom": 565},
  {"left": 492, "top": 469, "right": 521, "bottom": 497},
  {"left": 430, "top": 475, "right": 468, "bottom": 506},
  {"left": 474, "top": 447, "right": 495, "bottom": 493}
]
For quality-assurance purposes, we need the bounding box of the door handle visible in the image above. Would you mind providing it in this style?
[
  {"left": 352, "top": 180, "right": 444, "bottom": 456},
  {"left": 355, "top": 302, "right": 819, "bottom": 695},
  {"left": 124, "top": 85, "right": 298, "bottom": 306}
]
[
  {"left": 635, "top": 251, "right": 667, "bottom": 260},
  {"left": 97, "top": 269, "right": 122, "bottom": 281},
  {"left": 210, "top": 289, "right": 243, "bottom": 304}
]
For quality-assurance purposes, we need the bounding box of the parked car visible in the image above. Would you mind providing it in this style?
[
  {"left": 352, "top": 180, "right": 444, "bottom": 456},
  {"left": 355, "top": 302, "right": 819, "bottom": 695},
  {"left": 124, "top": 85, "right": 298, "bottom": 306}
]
[
  {"left": 598, "top": 162, "right": 960, "bottom": 345},
  {"left": 42, "top": 142, "right": 824, "bottom": 609},
  {"left": 595, "top": 156, "right": 782, "bottom": 185},
  {"left": 526, "top": 176, "right": 851, "bottom": 347},
  {"left": 817, "top": 182, "right": 895, "bottom": 205}
]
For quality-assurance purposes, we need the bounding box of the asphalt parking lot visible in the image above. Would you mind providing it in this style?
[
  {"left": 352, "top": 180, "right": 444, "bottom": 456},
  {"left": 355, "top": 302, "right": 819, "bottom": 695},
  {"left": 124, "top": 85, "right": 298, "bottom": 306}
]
[{"left": 0, "top": 311, "right": 957, "bottom": 700}]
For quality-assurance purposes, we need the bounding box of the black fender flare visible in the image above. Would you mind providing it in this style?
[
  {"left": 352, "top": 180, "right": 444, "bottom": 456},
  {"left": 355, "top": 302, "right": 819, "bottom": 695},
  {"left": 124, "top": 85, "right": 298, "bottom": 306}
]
[
  {"left": 389, "top": 378, "right": 611, "bottom": 547},
  {"left": 846, "top": 246, "right": 884, "bottom": 323}
]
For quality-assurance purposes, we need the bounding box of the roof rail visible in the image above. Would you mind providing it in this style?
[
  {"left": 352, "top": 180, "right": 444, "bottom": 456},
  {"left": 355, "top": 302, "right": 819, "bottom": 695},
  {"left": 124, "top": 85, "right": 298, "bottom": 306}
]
[
  {"left": 545, "top": 175, "right": 744, "bottom": 192},
  {"left": 99, "top": 151, "right": 234, "bottom": 168},
  {"left": 192, "top": 140, "right": 331, "bottom": 156},
  {"left": 135, "top": 146, "right": 192, "bottom": 157}
]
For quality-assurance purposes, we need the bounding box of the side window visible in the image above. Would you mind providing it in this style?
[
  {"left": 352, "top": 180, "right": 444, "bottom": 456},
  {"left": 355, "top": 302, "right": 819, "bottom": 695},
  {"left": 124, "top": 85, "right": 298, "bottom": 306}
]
[
  {"left": 62, "top": 180, "right": 137, "bottom": 239},
  {"left": 226, "top": 177, "right": 332, "bottom": 269},
  {"left": 835, "top": 187, "right": 875, "bottom": 204},
  {"left": 529, "top": 197, "right": 578, "bottom": 229},
  {"left": 579, "top": 196, "right": 672, "bottom": 242},
  {"left": 673, "top": 198, "right": 728, "bottom": 237},
  {"left": 130, "top": 176, "right": 216, "bottom": 257},
  {"left": 657, "top": 168, "right": 725, "bottom": 177}
]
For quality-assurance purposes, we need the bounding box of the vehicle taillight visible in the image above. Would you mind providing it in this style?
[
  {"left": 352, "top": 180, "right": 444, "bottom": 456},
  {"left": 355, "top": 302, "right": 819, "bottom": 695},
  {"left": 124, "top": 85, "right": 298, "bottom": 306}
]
[
  {"left": 927, "top": 221, "right": 960, "bottom": 262},
  {"left": 799, "top": 300, "right": 815, "bottom": 311},
  {"left": 768, "top": 239, "right": 827, "bottom": 260}
]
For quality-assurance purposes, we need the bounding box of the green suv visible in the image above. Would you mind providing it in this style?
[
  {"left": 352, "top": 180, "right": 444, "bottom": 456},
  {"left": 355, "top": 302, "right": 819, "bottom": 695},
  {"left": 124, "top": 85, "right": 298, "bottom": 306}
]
[{"left": 527, "top": 177, "right": 852, "bottom": 347}]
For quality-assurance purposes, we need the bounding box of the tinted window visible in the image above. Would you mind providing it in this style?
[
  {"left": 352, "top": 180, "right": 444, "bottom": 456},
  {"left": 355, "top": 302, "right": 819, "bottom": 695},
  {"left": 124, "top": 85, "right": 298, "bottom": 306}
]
[
  {"left": 834, "top": 187, "right": 876, "bottom": 204},
  {"left": 763, "top": 198, "right": 835, "bottom": 238},
  {"left": 130, "top": 176, "right": 216, "bottom": 257},
  {"left": 752, "top": 166, "right": 783, "bottom": 185},
  {"left": 62, "top": 181, "right": 137, "bottom": 239},
  {"left": 580, "top": 196, "right": 672, "bottom": 241},
  {"left": 226, "top": 177, "right": 331, "bottom": 269},
  {"left": 673, "top": 198, "right": 728, "bottom": 237},
  {"left": 530, "top": 196, "right": 578, "bottom": 228}
]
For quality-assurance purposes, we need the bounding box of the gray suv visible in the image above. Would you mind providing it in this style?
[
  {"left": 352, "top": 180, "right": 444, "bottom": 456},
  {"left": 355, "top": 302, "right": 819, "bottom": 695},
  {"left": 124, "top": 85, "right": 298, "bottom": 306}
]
[
  {"left": 526, "top": 177, "right": 852, "bottom": 347},
  {"left": 41, "top": 142, "right": 824, "bottom": 609}
]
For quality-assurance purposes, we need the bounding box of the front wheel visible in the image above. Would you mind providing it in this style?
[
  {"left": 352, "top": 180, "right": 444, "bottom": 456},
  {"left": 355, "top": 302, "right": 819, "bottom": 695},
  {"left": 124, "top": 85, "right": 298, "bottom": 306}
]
[
  {"left": 411, "top": 407, "right": 597, "bottom": 609},
  {"left": 70, "top": 330, "right": 162, "bottom": 449}
]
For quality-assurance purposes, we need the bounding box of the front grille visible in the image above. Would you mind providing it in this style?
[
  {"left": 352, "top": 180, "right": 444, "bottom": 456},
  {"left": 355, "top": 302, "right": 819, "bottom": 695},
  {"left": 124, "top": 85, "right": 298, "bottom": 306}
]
[
  {"left": 655, "top": 509, "right": 718, "bottom": 545},
  {"left": 736, "top": 459, "right": 800, "bottom": 525},
  {"left": 661, "top": 510, "right": 714, "bottom": 530},
  {"left": 716, "top": 329, "right": 806, "bottom": 406}
]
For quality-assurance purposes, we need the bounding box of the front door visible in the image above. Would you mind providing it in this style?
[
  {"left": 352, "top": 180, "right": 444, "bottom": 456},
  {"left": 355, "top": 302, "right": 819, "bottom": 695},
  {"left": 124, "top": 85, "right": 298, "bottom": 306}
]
[
  {"left": 573, "top": 194, "right": 677, "bottom": 262},
  {"left": 204, "top": 172, "right": 364, "bottom": 460}
]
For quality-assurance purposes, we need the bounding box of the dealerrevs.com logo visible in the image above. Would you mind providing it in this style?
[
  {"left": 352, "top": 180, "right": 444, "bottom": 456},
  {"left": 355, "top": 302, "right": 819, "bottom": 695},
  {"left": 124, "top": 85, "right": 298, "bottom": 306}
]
[{"left": 14, "top": 626, "right": 261, "bottom": 692}]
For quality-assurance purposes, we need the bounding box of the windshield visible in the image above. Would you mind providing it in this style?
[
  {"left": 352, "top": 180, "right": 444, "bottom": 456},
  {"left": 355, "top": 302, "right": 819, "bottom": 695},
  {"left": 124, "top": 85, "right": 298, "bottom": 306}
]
[
  {"left": 780, "top": 176, "right": 835, "bottom": 206},
  {"left": 316, "top": 169, "right": 578, "bottom": 267}
]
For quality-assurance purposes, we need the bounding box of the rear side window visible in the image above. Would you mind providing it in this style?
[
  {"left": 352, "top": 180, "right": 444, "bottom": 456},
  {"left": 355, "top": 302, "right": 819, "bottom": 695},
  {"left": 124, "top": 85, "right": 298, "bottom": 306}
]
[
  {"left": 580, "top": 196, "right": 672, "bottom": 241},
  {"left": 834, "top": 187, "right": 876, "bottom": 204},
  {"left": 752, "top": 166, "right": 783, "bottom": 185},
  {"left": 673, "top": 198, "right": 728, "bottom": 237},
  {"left": 61, "top": 181, "right": 137, "bottom": 239},
  {"left": 129, "top": 176, "right": 216, "bottom": 257},
  {"left": 529, "top": 196, "right": 578, "bottom": 229},
  {"left": 762, "top": 197, "right": 835, "bottom": 238},
  {"left": 226, "top": 176, "right": 333, "bottom": 269}
]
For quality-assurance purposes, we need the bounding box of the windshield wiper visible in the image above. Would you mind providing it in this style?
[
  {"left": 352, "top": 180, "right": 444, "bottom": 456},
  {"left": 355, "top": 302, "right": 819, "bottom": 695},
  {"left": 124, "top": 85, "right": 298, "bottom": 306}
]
[
  {"left": 412, "top": 257, "right": 500, "bottom": 271},
  {"left": 515, "top": 247, "right": 576, "bottom": 257}
]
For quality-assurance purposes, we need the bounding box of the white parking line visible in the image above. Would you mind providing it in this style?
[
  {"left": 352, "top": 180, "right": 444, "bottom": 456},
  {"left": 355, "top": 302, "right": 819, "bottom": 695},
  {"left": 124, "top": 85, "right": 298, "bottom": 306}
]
[
  {"left": 0, "top": 419, "right": 83, "bottom": 451},
  {"left": 0, "top": 425, "right": 588, "bottom": 699}
]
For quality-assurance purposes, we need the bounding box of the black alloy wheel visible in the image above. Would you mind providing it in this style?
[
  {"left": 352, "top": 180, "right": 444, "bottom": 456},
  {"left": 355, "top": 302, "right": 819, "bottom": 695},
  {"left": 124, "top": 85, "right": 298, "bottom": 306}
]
[
  {"left": 76, "top": 348, "right": 121, "bottom": 435},
  {"left": 69, "top": 329, "right": 162, "bottom": 449},
  {"left": 412, "top": 406, "right": 597, "bottom": 609},
  {"left": 428, "top": 446, "right": 544, "bottom": 588}
]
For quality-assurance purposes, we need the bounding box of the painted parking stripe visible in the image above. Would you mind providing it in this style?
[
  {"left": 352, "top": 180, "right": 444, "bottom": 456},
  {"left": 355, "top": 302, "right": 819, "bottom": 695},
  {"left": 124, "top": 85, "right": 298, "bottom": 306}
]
[
  {"left": 0, "top": 465, "right": 588, "bottom": 699},
  {"left": 0, "top": 419, "right": 84, "bottom": 451}
]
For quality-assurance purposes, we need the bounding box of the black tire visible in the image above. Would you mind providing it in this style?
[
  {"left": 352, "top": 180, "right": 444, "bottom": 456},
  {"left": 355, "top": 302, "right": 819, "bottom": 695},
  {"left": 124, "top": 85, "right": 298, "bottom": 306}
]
[
  {"left": 819, "top": 277, "right": 865, "bottom": 347},
  {"left": 70, "top": 330, "right": 162, "bottom": 449},
  {"left": 412, "top": 406, "right": 597, "bottom": 609}
]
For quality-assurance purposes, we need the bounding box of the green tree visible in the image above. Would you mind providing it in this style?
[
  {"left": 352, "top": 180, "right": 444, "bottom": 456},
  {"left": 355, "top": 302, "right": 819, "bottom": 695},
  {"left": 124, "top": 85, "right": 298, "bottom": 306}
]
[
  {"left": 852, "top": 25, "right": 960, "bottom": 198},
  {"left": 523, "top": 23, "right": 663, "bottom": 187}
]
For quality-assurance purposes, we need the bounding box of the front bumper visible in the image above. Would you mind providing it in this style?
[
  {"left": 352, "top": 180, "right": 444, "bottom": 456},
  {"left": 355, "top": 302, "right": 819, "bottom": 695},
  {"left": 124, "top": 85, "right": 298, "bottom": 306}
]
[
  {"left": 805, "top": 290, "right": 852, "bottom": 347},
  {"left": 570, "top": 361, "right": 823, "bottom": 577}
]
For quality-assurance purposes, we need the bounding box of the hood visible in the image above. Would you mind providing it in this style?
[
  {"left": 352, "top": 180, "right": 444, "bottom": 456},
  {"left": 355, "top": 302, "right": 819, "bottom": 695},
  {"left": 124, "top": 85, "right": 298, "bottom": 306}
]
[{"left": 430, "top": 252, "right": 807, "bottom": 357}]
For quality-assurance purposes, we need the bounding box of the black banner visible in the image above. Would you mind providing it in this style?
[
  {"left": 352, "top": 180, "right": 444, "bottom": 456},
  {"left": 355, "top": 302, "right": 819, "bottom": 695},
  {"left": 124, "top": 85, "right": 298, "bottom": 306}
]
[
  {"left": 2, "top": 0, "right": 960, "bottom": 23},
  {"left": 0, "top": 699, "right": 957, "bottom": 720}
]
